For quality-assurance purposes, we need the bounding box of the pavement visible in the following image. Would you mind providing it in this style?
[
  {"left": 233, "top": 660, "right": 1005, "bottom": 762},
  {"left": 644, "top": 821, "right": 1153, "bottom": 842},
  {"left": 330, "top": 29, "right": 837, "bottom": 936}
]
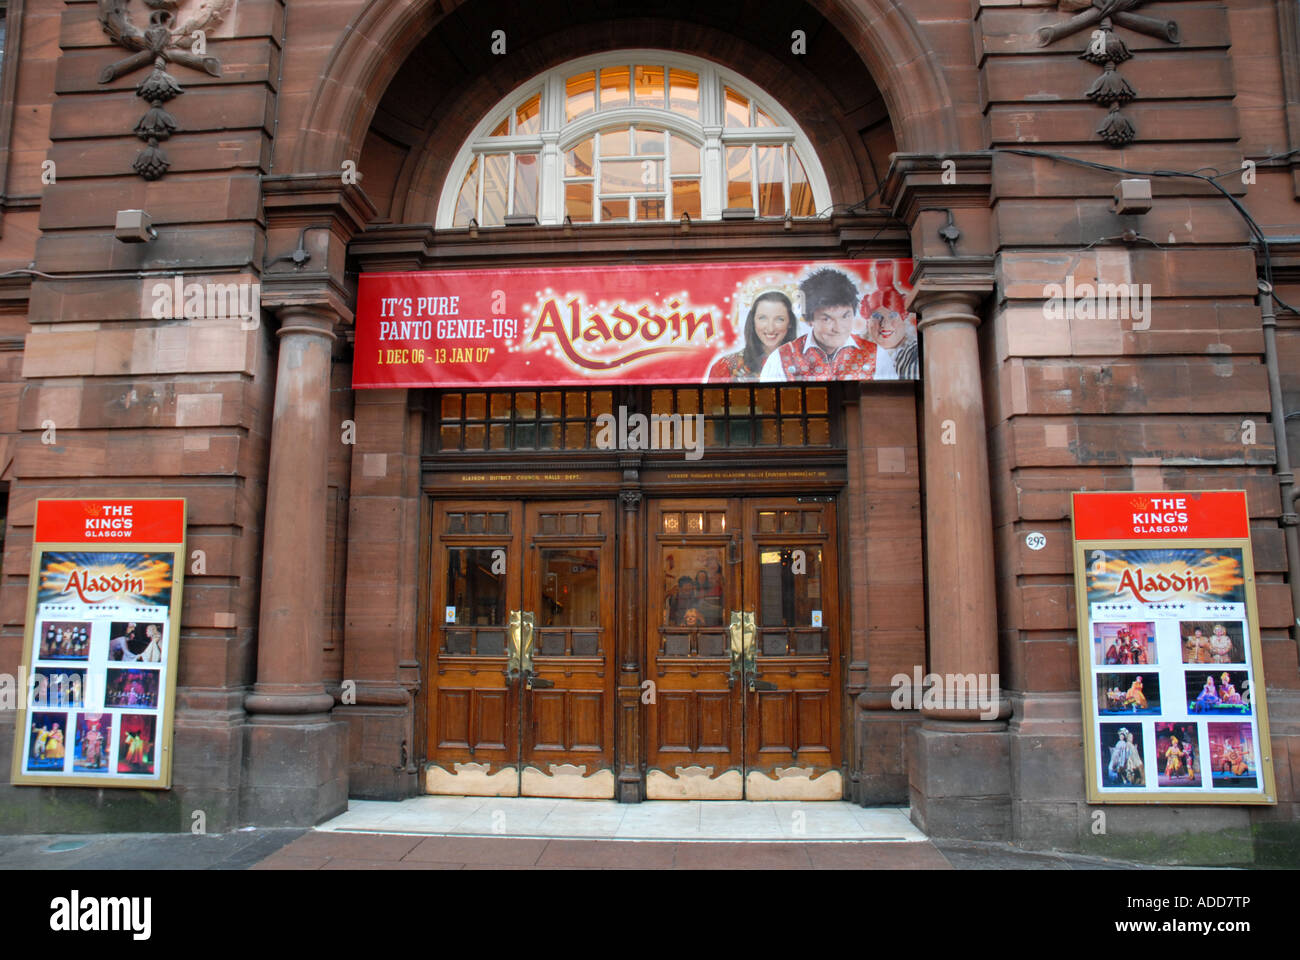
[
  {"left": 0, "top": 830, "right": 1172, "bottom": 870},
  {"left": 0, "top": 797, "right": 1179, "bottom": 869}
]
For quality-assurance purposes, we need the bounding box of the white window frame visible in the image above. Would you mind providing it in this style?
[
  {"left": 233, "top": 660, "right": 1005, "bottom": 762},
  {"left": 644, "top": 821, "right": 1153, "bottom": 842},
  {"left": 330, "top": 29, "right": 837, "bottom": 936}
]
[{"left": 436, "top": 50, "right": 833, "bottom": 229}]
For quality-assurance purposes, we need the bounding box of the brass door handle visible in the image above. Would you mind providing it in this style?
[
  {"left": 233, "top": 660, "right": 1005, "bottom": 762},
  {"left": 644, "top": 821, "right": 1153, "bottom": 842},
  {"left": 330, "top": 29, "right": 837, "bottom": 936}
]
[
  {"left": 506, "top": 610, "right": 536, "bottom": 683},
  {"left": 507, "top": 610, "right": 523, "bottom": 679},
  {"left": 727, "top": 611, "right": 744, "bottom": 688}
]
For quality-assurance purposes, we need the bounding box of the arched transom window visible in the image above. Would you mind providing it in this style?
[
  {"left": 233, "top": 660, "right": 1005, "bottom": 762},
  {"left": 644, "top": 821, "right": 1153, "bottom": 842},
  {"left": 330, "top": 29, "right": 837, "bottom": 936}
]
[{"left": 438, "top": 51, "right": 832, "bottom": 228}]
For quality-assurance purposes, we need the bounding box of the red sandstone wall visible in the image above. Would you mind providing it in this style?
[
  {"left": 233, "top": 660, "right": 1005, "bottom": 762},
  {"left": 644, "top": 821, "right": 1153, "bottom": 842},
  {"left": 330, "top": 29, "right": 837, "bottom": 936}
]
[{"left": 974, "top": 0, "right": 1299, "bottom": 843}]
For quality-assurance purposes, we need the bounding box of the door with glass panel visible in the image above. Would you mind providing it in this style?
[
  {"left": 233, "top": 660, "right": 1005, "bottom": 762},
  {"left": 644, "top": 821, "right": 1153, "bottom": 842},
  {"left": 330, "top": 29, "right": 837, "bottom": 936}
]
[
  {"left": 427, "top": 500, "right": 616, "bottom": 797},
  {"left": 645, "top": 497, "right": 841, "bottom": 799}
]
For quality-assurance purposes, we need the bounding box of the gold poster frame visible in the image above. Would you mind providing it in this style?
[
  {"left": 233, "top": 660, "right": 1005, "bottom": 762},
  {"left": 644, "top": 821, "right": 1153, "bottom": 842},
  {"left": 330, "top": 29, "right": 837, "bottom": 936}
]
[
  {"left": 9, "top": 499, "right": 187, "bottom": 790},
  {"left": 1073, "top": 522, "right": 1277, "bottom": 805}
]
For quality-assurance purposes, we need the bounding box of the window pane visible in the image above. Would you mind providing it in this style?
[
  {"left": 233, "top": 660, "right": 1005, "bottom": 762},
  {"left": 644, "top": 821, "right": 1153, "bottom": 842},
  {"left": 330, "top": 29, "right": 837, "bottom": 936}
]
[
  {"left": 515, "top": 93, "right": 541, "bottom": 135},
  {"left": 670, "top": 135, "right": 699, "bottom": 175},
  {"left": 790, "top": 150, "right": 816, "bottom": 216},
  {"left": 756, "top": 145, "right": 785, "bottom": 217},
  {"left": 453, "top": 157, "right": 478, "bottom": 227},
  {"left": 634, "top": 66, "right": 664, "bottom": 108},
  {"left": 726, "top": 146, "right": 752, "bottom": 209},
  {"left": 481, "top": 154, "right": 509, "bottom": 226},
  {"left": 602, "top": 159, "right": 662, "bottom": 193},
  {"left": 637, "top": 198, "right": 665, "bottom": 220},
  {"left": 446, "top": 548, "right": 507, "bottom": 628},
  {"left": 755, "top": 106, "right": 776, "bottom": 128},
  {"left": 488, "top": 117, "right": 508, "bottom": 137},
  {"left": 600, "top": 198, "right": 630, "bottom": 222},
  {"left": 669, "top": 69, "right": 699, "bottom": 119},
  {"left": 567, "top": 138, "right": 593, "bottom": 176},
  {"left": 673, "top": 179, "right": 701, "bottom": 219},
  {"left": 599, "top": 128, "right": 630, "bottom": 156},
  {"left": 635, "top": 128, "right": 664, "bottom": 156},
  {"left": 540, "top": 548, "right": 601, "bottom": 627},
  {"left": 758, "top": 547, "right": 822, "bottom": 628},
  {"left": 724, "top": 87, "right": 749, "bottom": 127},
  {"left": 567, "top": 71, "right": 595, "bottom": 120},
  {"left": 513, "top": 153, "right": 539, "bottom": 217},
  {"left": 662, "top": 547, "right": 725, "bottom": 628},
  {"left": 566, "top": 182, "right": 594, "bottom": 222},
  {"left": 599, "top": 66, "right": 629, "bottom": 109}
]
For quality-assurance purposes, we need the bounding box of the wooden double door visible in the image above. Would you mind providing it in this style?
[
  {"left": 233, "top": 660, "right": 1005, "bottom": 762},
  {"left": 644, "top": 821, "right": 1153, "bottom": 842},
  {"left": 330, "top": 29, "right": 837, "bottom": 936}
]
[
  {"left": 427, "top": 500, "right": 617, "bottom": 797},
  {"left": 645, "top": 498, "right": 842, "bottom": 799},
  {"left": 425, "top": 495, "right": 841, "bottom": 800}
]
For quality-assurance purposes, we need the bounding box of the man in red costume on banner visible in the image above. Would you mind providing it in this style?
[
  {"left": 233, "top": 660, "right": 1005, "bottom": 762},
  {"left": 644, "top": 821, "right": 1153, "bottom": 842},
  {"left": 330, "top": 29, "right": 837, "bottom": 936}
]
[{"left": 760, "top": 267, "right": 878, "bottom": 382}]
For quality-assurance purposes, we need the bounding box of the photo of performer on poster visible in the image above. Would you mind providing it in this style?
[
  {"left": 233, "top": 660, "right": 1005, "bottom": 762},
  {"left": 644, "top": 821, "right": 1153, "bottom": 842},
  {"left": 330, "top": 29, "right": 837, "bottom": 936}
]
[
  {"left": 73, "top": 713, "right": 113, "bottom": 774},
  {"left": 1099, "top": 723, "right": 1145, "bottom": 787},
  {"left": 1155, "top": 722, "right": 1201, "bottom": 787},
  {"left": 1186, "top": 670, "right": 1251, "bottom": 715},
  {"left": 1093, "top": 621, "right": 1156, "bottom": 665},
  {"left": 1207, "top": 723, "right": 1257, "bottom": 789},
  {"left": 1179, "top": 620, "right": 1245, "bottom": 665},
  {"left": 30, "top": 667, "right": 87, "bottom": 709},
  {"left": 117, "top": 715, "right": 157, "bottom": 776},
  {"left": 37, "top": 621, "right": 91, "bottom": 661},
  {"left": 26, "top": 712, "right": 69, "bottom": 772},
  {"left": 1096, "top": 672, "right": 1161, "bottom": 715}
]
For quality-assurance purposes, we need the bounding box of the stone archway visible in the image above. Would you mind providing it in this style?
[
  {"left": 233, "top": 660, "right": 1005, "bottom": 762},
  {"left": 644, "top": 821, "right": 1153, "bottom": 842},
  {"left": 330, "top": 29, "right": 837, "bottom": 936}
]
[{"left": 288, "top": 0, "right": 970, "bottom": 178}]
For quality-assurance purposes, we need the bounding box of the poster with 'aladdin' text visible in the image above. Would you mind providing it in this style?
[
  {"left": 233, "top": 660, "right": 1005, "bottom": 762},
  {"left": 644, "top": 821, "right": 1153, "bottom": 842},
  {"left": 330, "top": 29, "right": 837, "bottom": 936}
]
[
  {"left": 10, "top": 499, "right": 186, "bottom": 789},
  {"left": 1072, "top": 491, "right": 1276, "bottom": 804},
  {"left": 353, "top": 259, "right": 917, "bottom": 389}
]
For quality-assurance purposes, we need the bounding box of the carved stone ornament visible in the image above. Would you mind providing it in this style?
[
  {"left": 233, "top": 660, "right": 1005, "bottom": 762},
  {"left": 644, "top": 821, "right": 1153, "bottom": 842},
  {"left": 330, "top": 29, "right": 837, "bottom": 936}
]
[
  {"left": 98, "top": 1, "right": 233, "bottom": 180},
  {"left": 1036, "top": 1, "right": 1181, "bottom": 147}
]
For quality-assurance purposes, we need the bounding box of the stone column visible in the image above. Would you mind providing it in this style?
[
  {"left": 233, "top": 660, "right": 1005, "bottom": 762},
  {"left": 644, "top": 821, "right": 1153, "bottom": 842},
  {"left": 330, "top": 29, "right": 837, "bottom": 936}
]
[
  {"left": 906, "top": 285, "right": 1011, "bottom": 839},
  {"left": 241, "top": 305, "right": 348, "bottom": 825},
  {"left": 916, "top": 291, "right": 1000, "bottom": 709}
]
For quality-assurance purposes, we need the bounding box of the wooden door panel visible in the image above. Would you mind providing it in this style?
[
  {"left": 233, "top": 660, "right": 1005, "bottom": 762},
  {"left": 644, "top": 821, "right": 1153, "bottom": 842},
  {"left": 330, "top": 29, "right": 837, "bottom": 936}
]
[
  {"left": 472, "top": 689, "right": 511, "bottom": 751},
  {"left": 435, "top": 689, "right": 471, "bottom": 749},
  {"left": 568, "top": 692, "right": 605, "bottom": 752},
  {"left": 519, "top": 500, "right": 616, "bottom": 798},
  {"left": 427, "top": 502, "right": 523, "bottom": 794},
  {"left": 795, "top": 692, "right": 833, "bottom": 753},
  {"left": 529, "top": 690, "right": 567, "bottom": 751},
  {"left": 655, "top": 693, "right": 693, "bottom": 752},
  {"left": 742, "top": 498, "right": 843, "bottom": 799},
  {"left": 645, "top": 499, "right": 745, "bottom": 798},
  {"left": 756, "top": 691, "right": 798, "bottom": 757},
  {"left": 695, "top": 692, "right": 734, "bottom": 752}
]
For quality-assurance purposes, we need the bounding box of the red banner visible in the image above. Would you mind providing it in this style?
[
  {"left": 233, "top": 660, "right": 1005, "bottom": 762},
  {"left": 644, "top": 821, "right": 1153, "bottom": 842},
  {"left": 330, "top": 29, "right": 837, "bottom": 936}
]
[
  {"left": 34, "top": 500, "right": 187, "bottom": 545},
  {"left": 353, "top": 259, "right": 917, "bottom": 389},
  {"left": 1072, "top": 491, "right": 1250, "bottom": 541}
]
